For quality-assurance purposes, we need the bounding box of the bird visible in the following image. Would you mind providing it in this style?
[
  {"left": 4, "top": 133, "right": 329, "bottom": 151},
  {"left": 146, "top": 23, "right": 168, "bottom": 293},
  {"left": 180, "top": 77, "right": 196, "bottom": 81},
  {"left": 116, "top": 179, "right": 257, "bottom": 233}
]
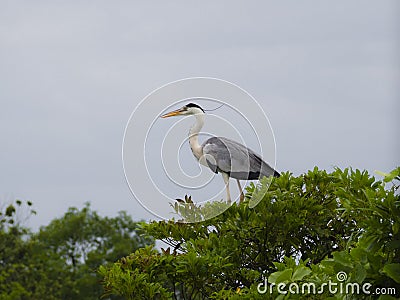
[{"left": 161, "top": 103, "right": 280, "bottom": 203}]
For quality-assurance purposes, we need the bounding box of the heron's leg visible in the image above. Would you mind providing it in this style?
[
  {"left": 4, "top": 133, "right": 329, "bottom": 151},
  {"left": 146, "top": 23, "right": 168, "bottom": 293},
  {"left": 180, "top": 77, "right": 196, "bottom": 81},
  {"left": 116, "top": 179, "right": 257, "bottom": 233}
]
[
  {"left": 222, "top": 173, "right": 231, "bottom": 204},
  {"left": 237, "top": 179, "right": 245, "bottom": 203}
]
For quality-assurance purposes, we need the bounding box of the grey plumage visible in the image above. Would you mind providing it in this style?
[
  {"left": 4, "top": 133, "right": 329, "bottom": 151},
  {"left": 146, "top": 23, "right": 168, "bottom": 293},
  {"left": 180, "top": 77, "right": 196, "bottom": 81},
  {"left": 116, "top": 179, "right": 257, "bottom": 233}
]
[{"left": 202, "top": 137, "right": 280, "bottom": 180}]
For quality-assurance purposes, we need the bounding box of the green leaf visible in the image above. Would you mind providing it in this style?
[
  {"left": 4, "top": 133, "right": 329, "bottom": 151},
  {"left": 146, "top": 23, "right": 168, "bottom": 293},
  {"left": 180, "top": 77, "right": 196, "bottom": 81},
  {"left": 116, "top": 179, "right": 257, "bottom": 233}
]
[
  {"left": 352, "top": 264, "right": 367, "bottom": 283},
  {"left": 332, "top": 251, "right": 353, "bottom": 268},
  {"left": 292, "top": 266, "right": 311, "bottom": 281},
  {"left": 269, "top": 269, "right": 293, "bottom": 284},
  {"left": 375, "top": 168, "right": 400, "bottom": 183},
  {"left": 350, "top": 248, "right": 367, "bottom": 264},
  {"left": 382, "top": 263, "right": 400, "bottom": 283}
]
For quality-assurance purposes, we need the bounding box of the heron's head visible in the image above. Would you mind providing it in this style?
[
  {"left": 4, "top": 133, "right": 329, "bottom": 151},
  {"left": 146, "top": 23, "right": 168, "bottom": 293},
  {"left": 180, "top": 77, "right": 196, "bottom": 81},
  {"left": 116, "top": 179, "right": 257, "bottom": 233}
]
[{"left": 161, "top": 103, "right": 205, "bottom": 118}]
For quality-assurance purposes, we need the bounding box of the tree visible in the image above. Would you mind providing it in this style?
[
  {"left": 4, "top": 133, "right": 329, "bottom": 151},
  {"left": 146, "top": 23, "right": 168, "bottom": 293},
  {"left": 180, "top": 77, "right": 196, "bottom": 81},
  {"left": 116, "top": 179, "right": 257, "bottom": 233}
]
[
  {"left": 0, "top": 202, "right": 153, "bottom": 299},
  {"left": 0, "top": 200, "right": 38, "bottom": 300},
  {"left": 100, "top": 167, "right": 400, "bottom": 299},
  {"left": 35, "top": 203, "right": 154, "bottom": 300}
]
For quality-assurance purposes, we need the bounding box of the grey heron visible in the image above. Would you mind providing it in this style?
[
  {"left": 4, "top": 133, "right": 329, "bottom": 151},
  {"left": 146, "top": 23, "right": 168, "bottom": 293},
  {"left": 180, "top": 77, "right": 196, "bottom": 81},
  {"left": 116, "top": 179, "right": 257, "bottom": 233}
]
[{"left": 161, "top": 103, "right": 280, "bottom": 203}]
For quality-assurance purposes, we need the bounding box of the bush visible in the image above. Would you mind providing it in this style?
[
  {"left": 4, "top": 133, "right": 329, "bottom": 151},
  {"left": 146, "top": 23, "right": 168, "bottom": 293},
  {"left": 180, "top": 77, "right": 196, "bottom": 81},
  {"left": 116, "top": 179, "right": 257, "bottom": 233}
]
[{"left": 100, "top": 167, "right": 400, "bottom": 299}]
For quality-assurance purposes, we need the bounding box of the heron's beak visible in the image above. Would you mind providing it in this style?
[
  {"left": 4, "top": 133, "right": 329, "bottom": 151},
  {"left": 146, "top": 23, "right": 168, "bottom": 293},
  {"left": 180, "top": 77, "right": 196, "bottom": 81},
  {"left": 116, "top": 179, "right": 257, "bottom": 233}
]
[{"left": 161, "top": 108, "right": 184, "bottom": 118}]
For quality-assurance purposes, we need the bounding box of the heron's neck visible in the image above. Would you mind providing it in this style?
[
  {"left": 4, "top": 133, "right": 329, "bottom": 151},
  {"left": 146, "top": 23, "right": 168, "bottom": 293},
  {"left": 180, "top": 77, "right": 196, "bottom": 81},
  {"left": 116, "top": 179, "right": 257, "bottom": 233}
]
[{"left": 189, "top": 114, "right": 204, "bottom": 160}]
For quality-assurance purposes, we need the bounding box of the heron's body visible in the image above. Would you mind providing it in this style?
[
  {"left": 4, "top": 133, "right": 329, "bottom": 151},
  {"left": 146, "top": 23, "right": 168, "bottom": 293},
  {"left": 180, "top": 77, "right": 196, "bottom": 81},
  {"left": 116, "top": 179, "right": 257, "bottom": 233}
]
[{"left": 162, "top": 103, "right": 280, "bottom": 203}]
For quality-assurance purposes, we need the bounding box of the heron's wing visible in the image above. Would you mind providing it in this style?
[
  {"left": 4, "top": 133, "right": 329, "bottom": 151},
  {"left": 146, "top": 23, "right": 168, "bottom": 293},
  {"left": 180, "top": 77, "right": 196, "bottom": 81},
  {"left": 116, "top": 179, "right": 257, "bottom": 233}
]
[
  {"left": 202, "top": 137, "right": 279, "bottom": 180},
  {"left": 202, "top": 137, "right": 229, "bottom": 174}
]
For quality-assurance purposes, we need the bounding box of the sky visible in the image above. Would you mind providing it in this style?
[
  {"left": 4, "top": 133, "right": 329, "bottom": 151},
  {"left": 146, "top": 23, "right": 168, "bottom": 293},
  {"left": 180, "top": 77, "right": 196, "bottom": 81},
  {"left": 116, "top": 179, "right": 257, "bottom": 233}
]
[{"left": 1, "top": 1, "right": 399, "bottom": 229}]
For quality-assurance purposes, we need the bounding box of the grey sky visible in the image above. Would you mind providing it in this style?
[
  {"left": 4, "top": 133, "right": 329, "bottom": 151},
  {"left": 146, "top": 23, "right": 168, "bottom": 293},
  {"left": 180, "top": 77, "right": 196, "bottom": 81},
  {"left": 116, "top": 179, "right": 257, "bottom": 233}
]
[{"left": 1, "top": 2, "right": 399, "bottom": 229}]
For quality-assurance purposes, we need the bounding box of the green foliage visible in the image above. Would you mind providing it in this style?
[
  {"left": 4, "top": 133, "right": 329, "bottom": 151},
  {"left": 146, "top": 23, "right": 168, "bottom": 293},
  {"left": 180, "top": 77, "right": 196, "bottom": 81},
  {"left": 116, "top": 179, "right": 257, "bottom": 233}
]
[
  {"left": 0, "top": 201, "right": 153, "bottom": 300},
  {"left": 172, "top": 195, "right": 231, "bottom": 223},
  {"left": 100, "top": 167, "right": 400, "bottom": 299},
  {"left": 99, "top": 246, "right": 173, "bottom": 299},
  {"left": 0, "top": 199, "right": 35, "bottom": 227},
  {"left": 0, "top": 200, "right": 36, "bottom": 300}
]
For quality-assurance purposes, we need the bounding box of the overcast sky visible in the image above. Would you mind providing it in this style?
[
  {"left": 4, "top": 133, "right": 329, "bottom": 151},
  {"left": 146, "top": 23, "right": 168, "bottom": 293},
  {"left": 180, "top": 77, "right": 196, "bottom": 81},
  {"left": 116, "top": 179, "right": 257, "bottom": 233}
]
[{"left": 1, "top": 2, "right": 399, "bottom": 229}]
